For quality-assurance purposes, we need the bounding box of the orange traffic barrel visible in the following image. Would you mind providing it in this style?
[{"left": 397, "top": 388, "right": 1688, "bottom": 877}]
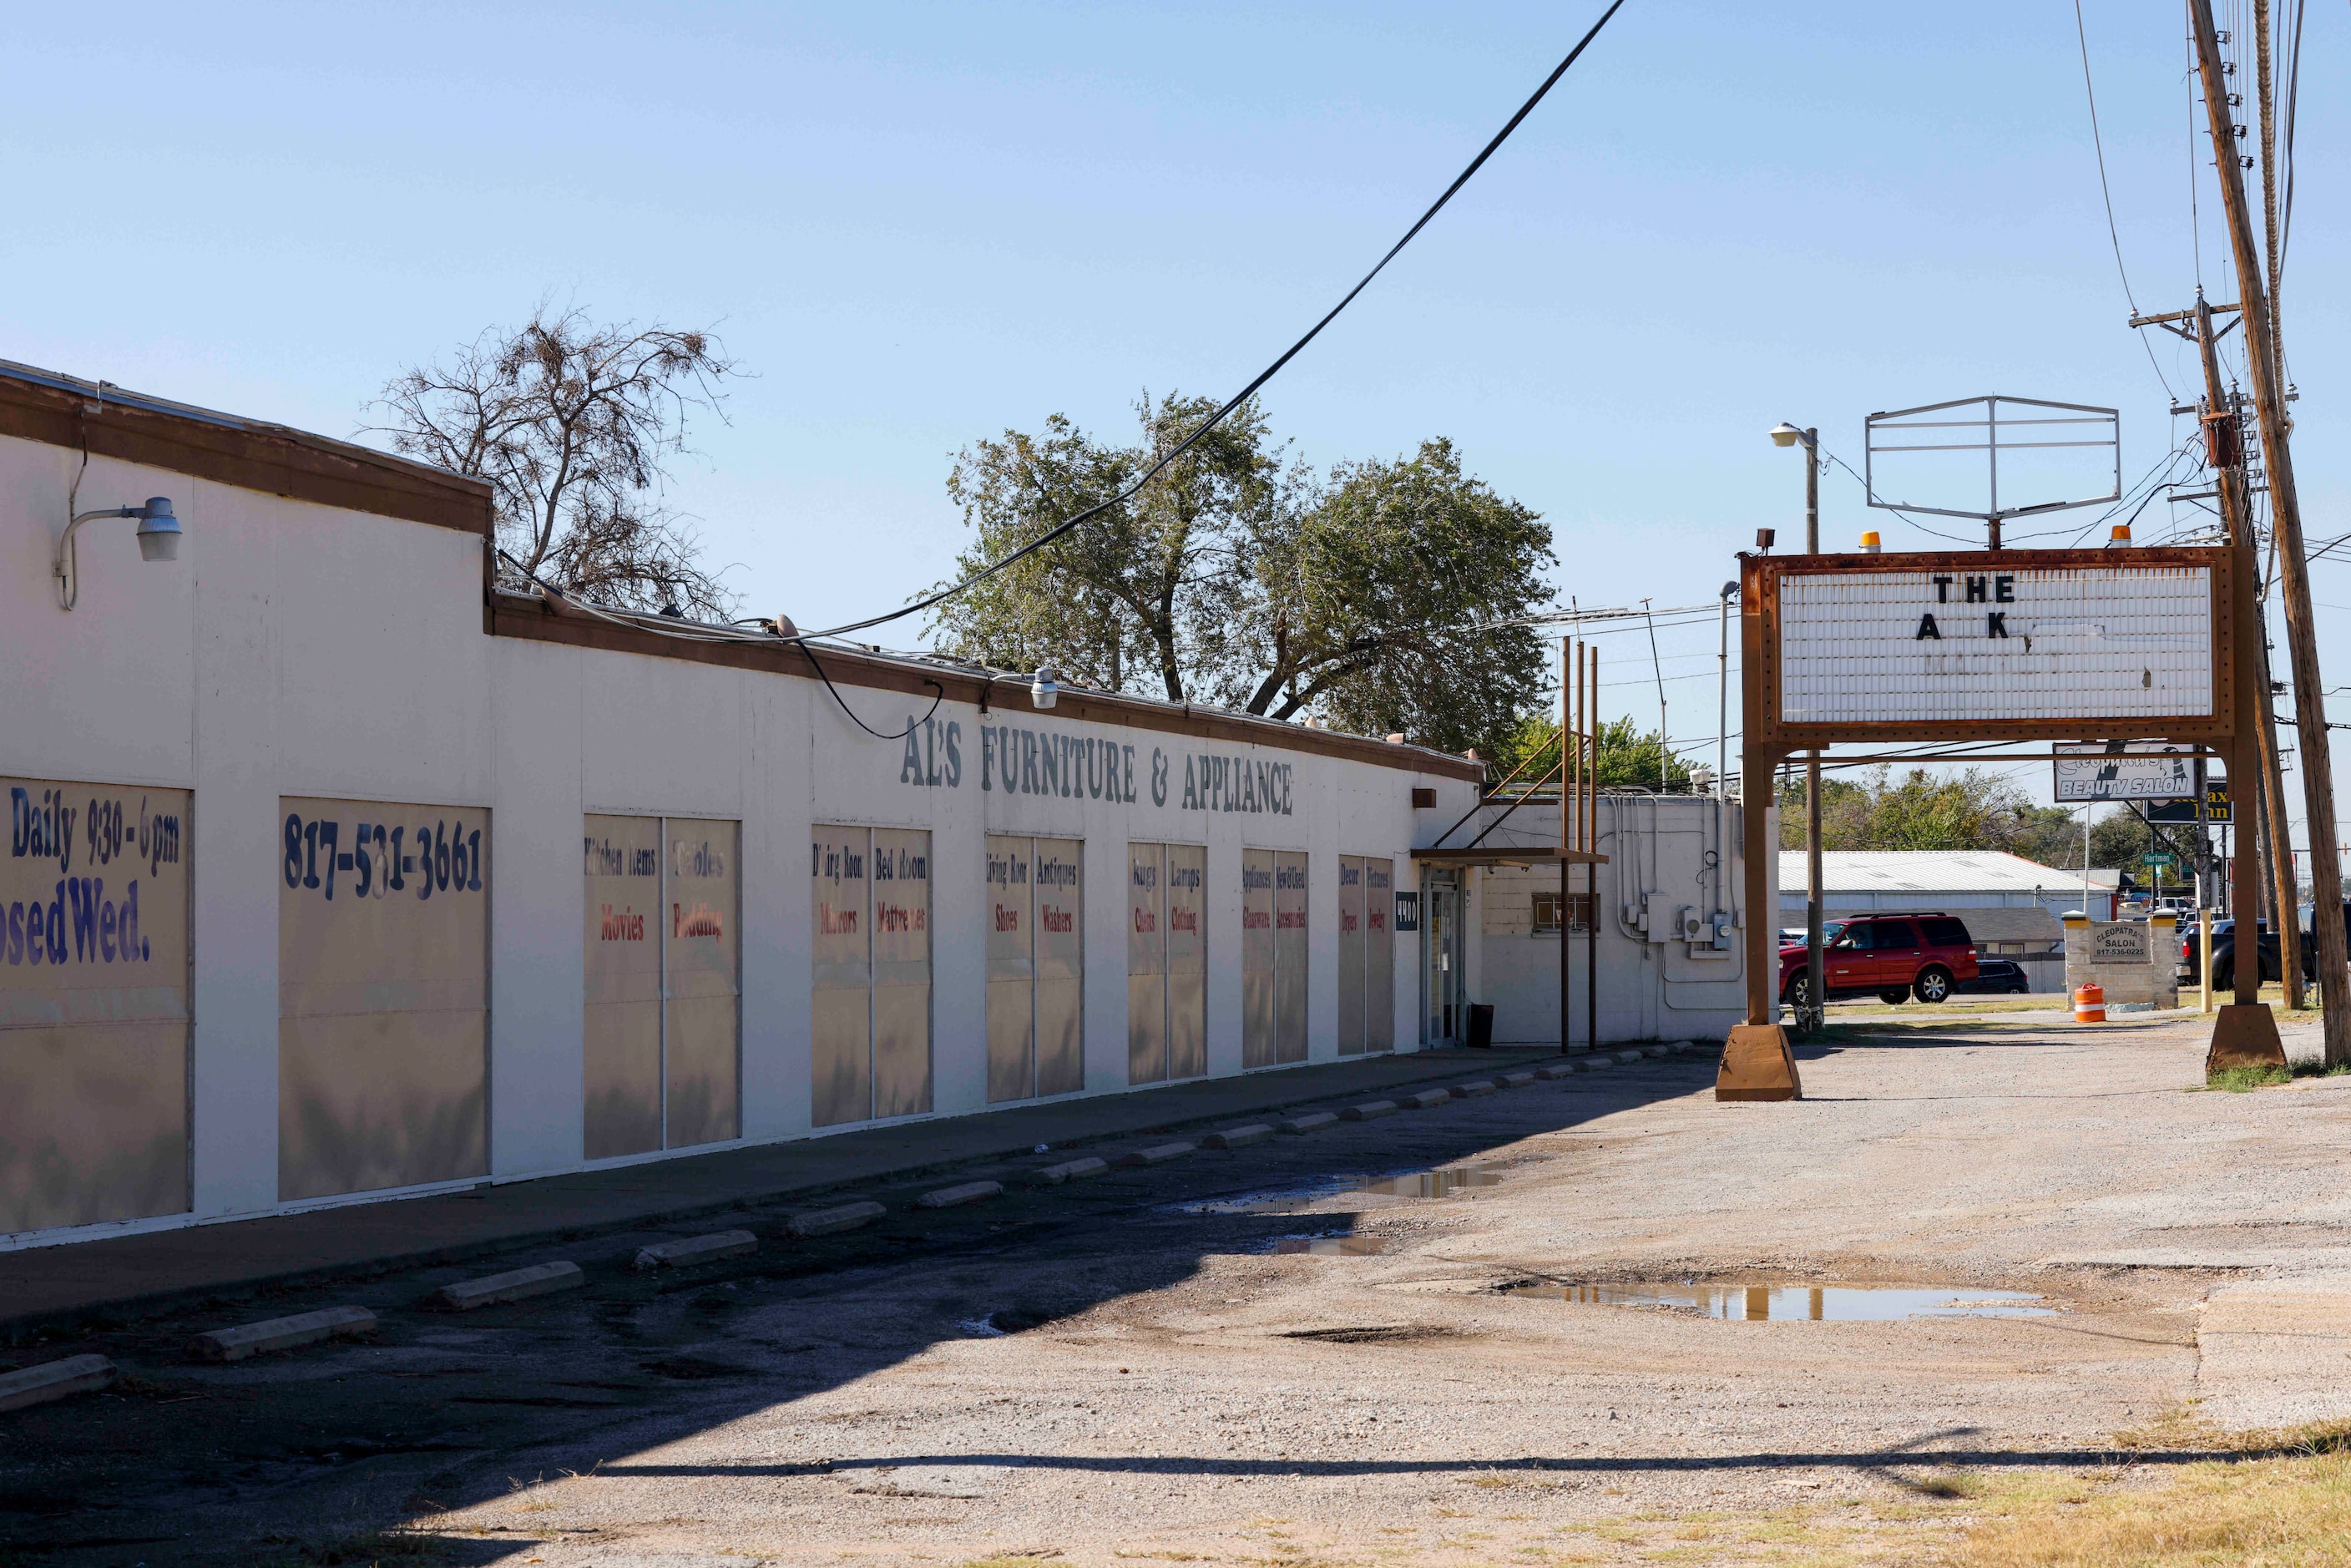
[{"left": 2074, "top": 983, "right": 2106, "bottom": 1024}]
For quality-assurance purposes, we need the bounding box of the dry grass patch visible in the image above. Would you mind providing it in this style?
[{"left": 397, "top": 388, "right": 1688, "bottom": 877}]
[{"left": 1948, "top": 1447, "right": 2351, "bottom": 1565}]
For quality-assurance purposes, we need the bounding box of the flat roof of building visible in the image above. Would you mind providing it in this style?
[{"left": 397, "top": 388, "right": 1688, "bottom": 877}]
[
  {"left": 1779, "top": 849, "right": 2122, "bottom": 894},
  {"left": 1, "top": 358, "right": 1479, "bottom": 779}
]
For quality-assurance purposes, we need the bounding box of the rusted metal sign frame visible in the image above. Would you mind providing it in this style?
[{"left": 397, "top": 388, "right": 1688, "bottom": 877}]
[
  {"left": 1863, "top": 395, "right": 2121, "bottom": 524},
  {"left": 1724, "top": 543, "right": 2271, "bottom": 1099}
]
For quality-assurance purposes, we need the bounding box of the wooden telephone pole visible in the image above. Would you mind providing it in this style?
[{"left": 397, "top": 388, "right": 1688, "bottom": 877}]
[
  {"left": 2187, "top": 299, "right": 2304, "bottom": 1006},
  {"left": 2190, "top": 0, "right": 2349, "bottom": 1060}
]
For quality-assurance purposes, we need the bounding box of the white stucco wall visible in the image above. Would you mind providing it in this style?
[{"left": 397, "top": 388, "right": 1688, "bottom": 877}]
[
  {"left": 0, "top": 424, "right": 1475, "bottom": 1247},
  {"left": 1471, "top": 795, "right": 1755, "bottom": 1046}
]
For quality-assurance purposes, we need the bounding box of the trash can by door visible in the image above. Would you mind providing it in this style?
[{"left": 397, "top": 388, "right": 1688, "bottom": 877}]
[{"left": 1466, "top": 1003, "right": 1495, "bottom": 1049}]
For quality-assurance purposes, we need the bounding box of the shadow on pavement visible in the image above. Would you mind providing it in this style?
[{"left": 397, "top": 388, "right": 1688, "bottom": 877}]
[{"left": 3, "top": 1052, "right": 1716, "bottom": 1566}]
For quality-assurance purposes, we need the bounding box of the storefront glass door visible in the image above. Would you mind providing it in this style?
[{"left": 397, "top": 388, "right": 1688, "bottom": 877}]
[{"left": 1422, "top": 872, "right": 1461, "bottom": 1044}]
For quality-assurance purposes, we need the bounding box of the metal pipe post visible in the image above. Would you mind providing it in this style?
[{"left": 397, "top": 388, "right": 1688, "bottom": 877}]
[
  {"left": 1587, "top": 646, "right": 1600, "bottom": 1050},
  {"left": 1560, "top": 637, "right": 1573, "bottom": 1053},
  {"left": 1744, "top": 745, "right": 1776, "bottom": 1027},
  {"left": 2201, "top": 906, "right": 2215, "bottom": 1014},
  {"left": 1803, "top": 428, "right": 1824, "bottom": 1029}
]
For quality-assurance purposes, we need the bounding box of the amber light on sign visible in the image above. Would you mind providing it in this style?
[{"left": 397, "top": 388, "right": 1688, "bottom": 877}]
[{"left": 1780, "top": 565, "right": 2214, "bottom": 727}]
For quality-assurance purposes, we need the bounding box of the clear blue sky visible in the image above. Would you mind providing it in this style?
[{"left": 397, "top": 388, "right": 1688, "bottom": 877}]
[{"left": 8, "top": 2, "right": 2346, "bottom": 852}]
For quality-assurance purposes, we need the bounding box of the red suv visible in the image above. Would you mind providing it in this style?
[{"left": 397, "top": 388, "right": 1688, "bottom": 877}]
[{"left": 1780, "top": 913, "right": 1980, "bottom": 1008}]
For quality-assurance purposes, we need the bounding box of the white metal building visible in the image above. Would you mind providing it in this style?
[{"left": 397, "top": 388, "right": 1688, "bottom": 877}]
[
  {"left": 0, "top": 362, "right": 1499, "bottom": 1251},
  {"left": 1449, "top": 795, "right": 1758, "bottom": 1046},
  {"left": 1777, "top": 850, "right": 2120, "bottom": 922}
]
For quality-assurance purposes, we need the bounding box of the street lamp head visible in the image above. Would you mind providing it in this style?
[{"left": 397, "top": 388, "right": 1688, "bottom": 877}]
[
  {"left": 56, "top": 493, "right": 182, "bottom": 609},
  {"left": 1768, "top": 422, "right": 1805, "bottom": 448},
  {"left": 134, "top": 498, "right": 181, "bottom": 563},
  {"left": 1719, "top": 580, "right": 1737, "bottom": 600}
]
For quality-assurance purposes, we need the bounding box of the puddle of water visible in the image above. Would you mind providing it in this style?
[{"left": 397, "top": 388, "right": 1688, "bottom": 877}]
[
  {"left": 1275, "top": 1236, "right": 1384, "bottom": 1256},
  {"left": 1357, "top": 1166, "right": 1504, "bottom": 1199},
  {"left": 1509, "top": 1282, "right": 2055, "bottom": 1320},
  {"left": 1162, "top": 1175, "right": 1374, "bottom": 1215}
]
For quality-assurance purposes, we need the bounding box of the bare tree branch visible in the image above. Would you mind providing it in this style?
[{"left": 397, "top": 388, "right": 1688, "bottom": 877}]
[{"left": 365, "top": 305, "right": 744, "bottom": 619}]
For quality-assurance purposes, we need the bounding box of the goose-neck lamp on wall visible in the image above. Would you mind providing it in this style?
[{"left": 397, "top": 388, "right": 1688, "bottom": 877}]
[{"left": 55, "top": 495, "right": 179, "bottom": 610}]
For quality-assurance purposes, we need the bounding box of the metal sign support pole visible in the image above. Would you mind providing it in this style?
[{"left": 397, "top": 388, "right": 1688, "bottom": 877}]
[
  {"left": 1585, "top": 645, "right": 1600, "bottom": 1053},
  {"left": 1719, "top": 561, "right": 1801, "bottom": 1100},
  {"left": 1559, "top": 637, "right": 1573, "bottom": 1054}
]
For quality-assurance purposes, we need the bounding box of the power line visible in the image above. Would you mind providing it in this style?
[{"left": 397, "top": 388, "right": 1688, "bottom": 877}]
[
  {"left": 801, "top": 0, "right": 1631, "bottom": 642},
  {"left": 1813, "top": 443, "right": 1981, "bottom": 545},
  {"left": 2073, "top": 0, "right": 2178, "bottom": 399},
  {"left": 2187, "top": 56, "right": 2205, "bottom": 291},
  {"left": 1472, "top": 599, "right": 1723, "bottom": 635}
]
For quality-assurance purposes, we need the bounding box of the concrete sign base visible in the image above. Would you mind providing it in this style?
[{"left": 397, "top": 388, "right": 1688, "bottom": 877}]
[
  {"left": 2207, "top": 1003, "right": 2288, "bottom": 1075},
  {"left": 1717, "top": 1024, "right": 1802, "bottom": 1101}
]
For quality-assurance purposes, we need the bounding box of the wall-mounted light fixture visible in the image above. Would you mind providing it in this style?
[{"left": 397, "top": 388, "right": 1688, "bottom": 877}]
[
  {"left": 56, "top": 493, "right": 179, "bottom": 609},
  {"left": 1030, "top": 665, "right": 1059, "bottom": 711}
]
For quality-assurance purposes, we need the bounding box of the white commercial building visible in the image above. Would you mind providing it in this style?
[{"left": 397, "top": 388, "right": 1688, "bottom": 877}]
[
  {"left": 1443, "top": 795, "right": 1759, "bottom": 1047},
  {"left": 2, "top": 362, "right": 1505, "bottom": 1252}
]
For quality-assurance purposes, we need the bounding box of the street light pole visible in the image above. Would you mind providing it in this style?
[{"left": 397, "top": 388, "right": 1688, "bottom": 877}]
[{"left": 1772, "top": 422, "right": 1826, "bottom": 1029}]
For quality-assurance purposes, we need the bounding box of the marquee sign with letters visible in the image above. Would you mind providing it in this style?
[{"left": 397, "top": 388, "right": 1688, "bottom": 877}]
[
  {"left": 1723, "top": 542, "right": 2270, "bottom": 1093},
  {"left": 1744, "top": 547, "right": 2236, "bottom": 746}
]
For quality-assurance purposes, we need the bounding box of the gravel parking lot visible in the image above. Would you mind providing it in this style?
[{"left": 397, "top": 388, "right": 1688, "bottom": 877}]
[{"left": 12, "top": 1015, "right": 2351, "bottom": 1566}]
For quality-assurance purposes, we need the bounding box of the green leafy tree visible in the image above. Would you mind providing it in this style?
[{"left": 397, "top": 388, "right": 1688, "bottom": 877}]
[
  {"left": 2090, "top": 808, "right": 2156, "bottom": 872},
  {"left": 1777, "top": 766, "right": 2058, "bottom": 852},
  {"left": 1232, "top": 440, "right": 1554, "bottom": 756},
  {"left": 2010, "top": 804, "right": 2183, "bottom": 875},
  {"left": 927, "top": 402, "right": 1552, "bottom": 756},
  {"left": 2008, "top": 802, "right": 2091, "bottom": 868},
  {"left": 1767, "top": 766, "right": 2212, "bottom": 883},
  {"left": 1489, "top": 715, "right": 1691, "bottom": 792},
  {"left": 933, "top": 392, "right": 1282, "bottom": 700}
]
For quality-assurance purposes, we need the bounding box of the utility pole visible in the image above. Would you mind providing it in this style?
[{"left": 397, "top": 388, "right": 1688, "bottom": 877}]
[
  {"left": 2254, "top": 0, "right": 2283, "bottom": 358},
  {"left": 2192, "top": 296, "right": 2304, "bottom": 1006},
  {"left": 2192, "top": 0, "right": 2347, "bottom": 1055}
]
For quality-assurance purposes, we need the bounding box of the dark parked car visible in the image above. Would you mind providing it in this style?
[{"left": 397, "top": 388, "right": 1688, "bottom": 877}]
[
  {"left": 2174, "top": 902, "right": 2351, "bottom": 988},
  {"left": 2177, "top": 919, "right": 2280, "bottom": 990},
  {"left": 1780, "top": 913, "right": 1980, "bottom": 1007},
  {"left": 1954, "top": 959, "right": 2030, "bottom": 996}
]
